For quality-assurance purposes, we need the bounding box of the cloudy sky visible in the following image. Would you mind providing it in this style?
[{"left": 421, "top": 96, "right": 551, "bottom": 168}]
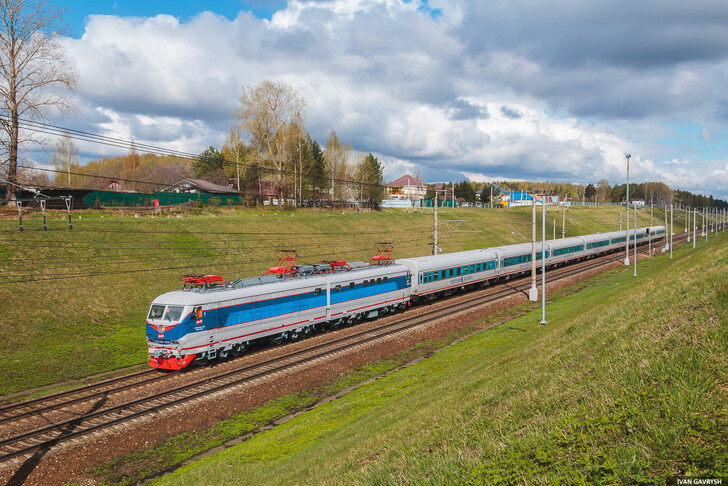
[{"left": 42, "top": 0, "right": 728, "bottom": 198}]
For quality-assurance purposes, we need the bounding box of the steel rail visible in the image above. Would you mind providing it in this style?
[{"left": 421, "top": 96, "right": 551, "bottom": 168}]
[{"left": 0, "top": 234, "right": 683, "bottom": 464}]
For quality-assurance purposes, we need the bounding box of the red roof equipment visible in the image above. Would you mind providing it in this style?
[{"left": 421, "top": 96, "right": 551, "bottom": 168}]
[
  {"left": 266, "top": 250, "right": 300, "bottom": 276},
  {"left": 370, "top": 242, "right": 394, "bottom": 265},
  {"left": 180, "top": 275, "right": 226, "bottom": 287}
]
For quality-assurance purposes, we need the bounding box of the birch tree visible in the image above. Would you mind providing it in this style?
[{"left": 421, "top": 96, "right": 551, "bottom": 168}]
[
  {"left": 324, "top": 130, "right": 351, "bottom": 203},
  {"left": 51, "top": 132, "right": 77, "bottom": 187},
  {"left": 0, "top": 0, "right": 77, "bottom": 200},
  {"left": 236, "top": 80, "right": 305, "bottom": 206}
]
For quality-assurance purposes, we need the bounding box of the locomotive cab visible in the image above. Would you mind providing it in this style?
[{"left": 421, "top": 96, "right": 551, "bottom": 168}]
[{"left": 146, "top": 304, "right": 192, "bottom": 338}]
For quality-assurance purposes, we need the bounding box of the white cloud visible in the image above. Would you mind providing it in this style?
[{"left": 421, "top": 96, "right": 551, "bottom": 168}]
[{"left": 47, "top": 0, "right": 728, "bottom": 200}]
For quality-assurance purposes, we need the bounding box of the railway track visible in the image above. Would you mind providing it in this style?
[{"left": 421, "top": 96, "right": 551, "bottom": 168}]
[{"left": 0, "top": 233, "right": 692, "bottom": 465}]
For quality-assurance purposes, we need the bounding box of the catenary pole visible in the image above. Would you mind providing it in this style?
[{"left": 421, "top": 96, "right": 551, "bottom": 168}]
[
  {"left": 530, "top": 194, "right": 537, "bottom": 301},
  {"left": 562, "top": 202, "right": 565, "bottom": 238},
  {"left": 664, "top": 205, "right": 668, "bottom": 250},
  {"left": 625, "top": 154, "right": 631, "bottom": 265},
  {"left": 541, "top": 194, "right": 547, "bottom": 326},
  {"left": 670, "top": 203, "right": 673, "bottom": 259},
  {"left": 634, "top": 202, "right": 638, "bottom": 276},
  {"left": 687, "top": 206, "right": 691, "bottom": 243},
  {"left": 693, "top": 208, "right": 696, "bottom": 249},
  {"left": 433, "top": 191, "right": 438, "bottom": 255},
  {"left": 619, "top": 205, "right": 622, "bottom": 231},
  {"left": 649, "top": 201, "right": 653, "bottom": 256}
]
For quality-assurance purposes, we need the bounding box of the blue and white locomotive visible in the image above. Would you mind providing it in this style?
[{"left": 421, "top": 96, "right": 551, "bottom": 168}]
[
  {"left": 147, "top": 226, "right": 666, "bottom": 370},
  {"left": 147, "top": 256, "right": 411, "bottom": 369}
]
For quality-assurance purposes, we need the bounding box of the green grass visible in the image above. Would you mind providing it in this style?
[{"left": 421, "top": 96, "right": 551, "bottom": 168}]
[
  {"left": 0, "top": 205, "right": 685, "bottom": 396},
  {"left": 148, "top": 230, "right": 727, "bottom": 485}
]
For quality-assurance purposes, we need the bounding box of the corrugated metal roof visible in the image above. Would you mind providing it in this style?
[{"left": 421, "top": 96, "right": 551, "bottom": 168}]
[{"left": 181, "top": 179, "right": 241, "bottom": 194}]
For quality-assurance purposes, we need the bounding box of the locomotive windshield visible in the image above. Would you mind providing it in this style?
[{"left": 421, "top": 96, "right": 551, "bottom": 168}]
[{"left": 148, "top": 305, "right": 185, "bottom": 322}]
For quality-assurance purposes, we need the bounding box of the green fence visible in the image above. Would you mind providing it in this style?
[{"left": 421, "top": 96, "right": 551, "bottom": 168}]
[{"left": 83, "top": 191, "right": 244, "bottom": 208}]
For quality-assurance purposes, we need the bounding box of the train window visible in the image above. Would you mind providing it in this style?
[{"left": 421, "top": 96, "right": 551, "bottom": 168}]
[
  {"left": 148, "top": 305, "right": 165, "bottom": 320},
  {"left": 377, "top": 278, "right": 382, "bottom": 284},
  {"left": 370, "top": 279, "right": 375, "bottom": 285},
  {"left": 335, "top": 285, "right": 341, "bottom": 292},
  {"left": 363, "top": 280, "right": 368, "bottom": 286},
  {"left": 163, "top": 306, "right": 184, "bottom": 322},
  {"left": 315, "top": 288, "right": 322, "bottom": 295},
  {"left": 195, "top": 306, "right": 202, "bottom": 318},
  {"left": 350, "top": 282, "right": 355, "bottom": 289},
  {"left": 383, "top": 277, "right": 388, "bottom": 283}
]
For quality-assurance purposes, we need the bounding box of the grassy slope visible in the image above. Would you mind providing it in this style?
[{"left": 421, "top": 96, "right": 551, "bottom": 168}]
[
  {"left": 0, "top": 205, "right": 680, "bottom": 395},
  {"left": 154, "top": 231, "right": 727, "bottom": 485}
]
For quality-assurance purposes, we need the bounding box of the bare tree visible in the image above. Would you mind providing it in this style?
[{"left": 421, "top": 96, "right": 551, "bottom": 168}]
[
  {"left": 236, "top": 80, "right": 305, "bottom": 206},
  {"left": 596, "top": 179, "right": 610, "bottom": 203},
  {"left": 324, "top": 130, "right": 351, "bottom": 202},
  {"left": 51, "top": 132, "right": 77, "bottom": 187},
  {"left": 0, "top": 0, "right": 77, "bottom": 200},
  {"left": 222, "top": 126, "right": 247, "bottom": 191}
]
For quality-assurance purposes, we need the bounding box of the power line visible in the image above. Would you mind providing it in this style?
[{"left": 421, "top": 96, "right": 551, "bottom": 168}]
[
  {"left": 0, "top": 240, "right": 433, "bottom": 285},
  {"left": 2, "top": 115, "right": 198, "bottom": 159}
]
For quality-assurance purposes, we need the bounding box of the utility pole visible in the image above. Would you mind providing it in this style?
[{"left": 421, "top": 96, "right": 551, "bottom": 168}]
[
  {"left": 693, "top": 208, "right": 697, "bottom": 249},
  {"left": 540, "top": 194, "right": 547, "bottom": 326},
  {"left": 648, "top": 201, "right": 653, "bottom": 256},
  {"left": 625, "top": 154, "right": 631, "bottom": 265},
  {"left": 670, "top": 203, "right": 673, "bottom": 259},
  {"left": 664, "top": 205, "right": 669, "bottom": 250},
  {"left": 687, "top": 206, "right": 691, "bottom": 243},
  {"left": 619, "top": 205, "right": 622, "bottom": 231},
  {"left": 433, "top": 191, "right": 439, "bottom": 255},
  {"left": 530, "top": 195, "right": 537, "bottom": 301},
  {"left": 634, "top": 203, "right": 638, "bottom": 276},
  {"left": 561, "top": 201, "right": 565, "bottom": 238}
]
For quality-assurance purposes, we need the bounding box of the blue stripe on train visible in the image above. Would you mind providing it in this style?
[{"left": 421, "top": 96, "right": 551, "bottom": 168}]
[{"left": 217, "top": 274, "right": 410, "bottom": 328}]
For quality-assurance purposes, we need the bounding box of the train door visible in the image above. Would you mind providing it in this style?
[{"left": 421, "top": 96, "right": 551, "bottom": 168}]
[{"left": 204, "top": 306, "right": 216, "bottom": 352}]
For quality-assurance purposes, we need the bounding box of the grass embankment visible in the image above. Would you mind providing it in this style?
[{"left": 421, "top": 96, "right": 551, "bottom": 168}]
[
  {"left": 150, "top": 230, "right": 727, "bottom": 485},
  {"left": 0, "top": 205, "right": 680, "bottom": 396}
]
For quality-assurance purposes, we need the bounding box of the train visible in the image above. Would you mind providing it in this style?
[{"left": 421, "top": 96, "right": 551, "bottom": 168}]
[{"left": 146, "top": 225, "right": 666, "bottom": 370}]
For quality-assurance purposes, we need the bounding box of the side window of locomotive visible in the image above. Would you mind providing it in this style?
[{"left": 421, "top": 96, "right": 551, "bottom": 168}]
[
  {"left": 315, "top": 288, "right": 322, "bottom": 295},
  {"left": 148, "top": 305, "right": 165, "bottom": 320},
  {"left": 350, "top": 282, "right": 355, "bottom": 289},
  {"left": 335, "top": 285, "right": 341, "bottom": 292}
]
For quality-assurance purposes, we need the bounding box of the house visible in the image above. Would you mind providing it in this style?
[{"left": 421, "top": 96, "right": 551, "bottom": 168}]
[
  {"left": 163, "top": 178, "right": 242, "bottom": 195},
  {"left": 387, "top": 175, "right": 426, "bottom": 200},
  {"left": 107, "top": 178, "right": 122, "bottom": 191}
]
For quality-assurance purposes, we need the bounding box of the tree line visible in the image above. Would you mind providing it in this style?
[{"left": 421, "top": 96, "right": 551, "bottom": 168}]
[{"left": 421, "top": 179, "right": 726, "bottom": 209}]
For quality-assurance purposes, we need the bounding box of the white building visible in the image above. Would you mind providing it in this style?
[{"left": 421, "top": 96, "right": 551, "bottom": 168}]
[{"left": 387, "top": 175, "right": 426, "bottom": 200}]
